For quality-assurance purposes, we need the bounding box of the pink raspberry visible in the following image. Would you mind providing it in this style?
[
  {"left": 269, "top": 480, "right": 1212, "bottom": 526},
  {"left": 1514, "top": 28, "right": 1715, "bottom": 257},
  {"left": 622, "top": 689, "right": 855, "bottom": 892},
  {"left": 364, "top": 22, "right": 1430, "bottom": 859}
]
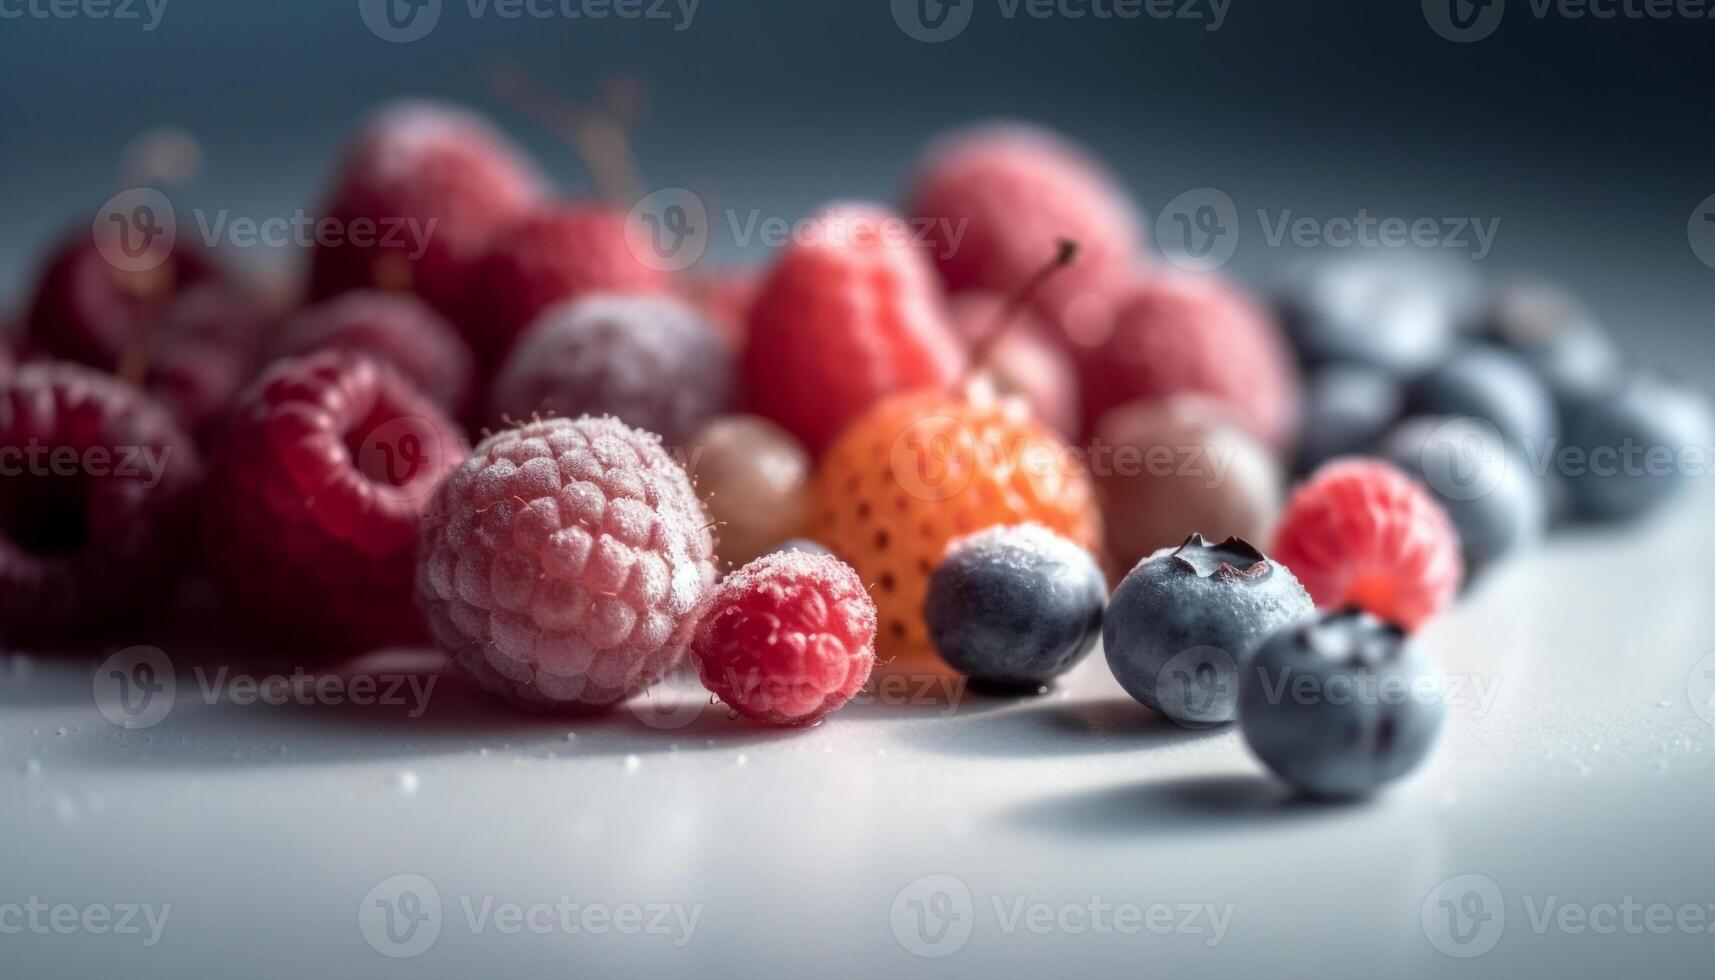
[
  {"left": 907, "top": 122, "right": 1144, "bottom": 297},
  {"left": 309, "top": 101, "right": 544, "bottom": 319},
  {"left": 459, "top": 204, "right": 675, "bottom": 375},
  {"left": 1272, "top": 459, "right": 1463, "bottom": 632},
  {"left": 416, "top": 416, "right": 718, "bottom": 710},
  {"left": 690, "top": 551, "right": 876, "bottom": 726},
  {"left": 269, "top": 291, "right": 476, "bottom": 420},
  {"left": 203, "top": 352, "right": 468, "bottom": 650},
  {"left": 1079, "top": 273, "right": 1303, "bottom": 450},
  {"left": 684, "top": 267, "right": 760, "bottom": 350},
  {"left": 0, "top": 362, "right": 203, "bottom": 638}
]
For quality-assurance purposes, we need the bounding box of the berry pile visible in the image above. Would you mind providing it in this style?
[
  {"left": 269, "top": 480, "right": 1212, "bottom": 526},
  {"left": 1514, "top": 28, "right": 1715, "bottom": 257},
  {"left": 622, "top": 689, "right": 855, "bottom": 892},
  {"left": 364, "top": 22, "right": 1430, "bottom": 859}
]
[{"left": 0, "top": 99, "right": 1704, "bottom": 771}]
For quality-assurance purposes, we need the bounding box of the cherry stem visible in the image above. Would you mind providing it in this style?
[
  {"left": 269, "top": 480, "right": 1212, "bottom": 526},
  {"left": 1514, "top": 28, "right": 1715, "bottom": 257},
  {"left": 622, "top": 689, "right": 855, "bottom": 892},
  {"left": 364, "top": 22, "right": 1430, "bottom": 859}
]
[
  {"left": 486, "top": 62, "right": 646, "bottom": 207},
  {"left": 963, "top": 238, "right": 1079, "bottom": 378}
]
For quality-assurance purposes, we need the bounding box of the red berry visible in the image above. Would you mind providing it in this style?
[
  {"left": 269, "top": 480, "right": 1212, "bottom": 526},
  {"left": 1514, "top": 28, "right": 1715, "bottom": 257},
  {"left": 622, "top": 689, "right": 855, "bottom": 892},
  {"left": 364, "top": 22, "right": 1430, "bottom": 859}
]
[
  {"left": 1079, "top": 274, "right": 1302, "bottom": 450},
  {"left": 142, "top": 282, "right": 266, "bottom": 445},
  {"left": 460, "top": 204, "right": 674, "bottom": 374},
  {"left": 415, "top": 416, "right": 718, "bottom": 710},
  {"left": 1272, "top": 459, "right": 1463, "bottom": 632},
  {"left": 269, "top": 291, "right": 475, "bottom": 421},
  {"left": 690, "top": 551, "right": 876, "bottom": 726},
  {"left": 25, "top": 232, "right": 221, "bottom": 370},
  {"left": 908, "top": 123, "right": 1144, "bottom": 297},
  {"left": 203, "top": 352, "right": 468, "bottom": 651},
  {"left": 948, "top": 291, "right": 1079, "bottom": 440},
  {"left": 0, "top": 362, "right": 203, "bottom": 638},
  {"left": 741, "top": 203, "right": 966, "bottom": 456},
  {"left": 684, "top": 267, "right": 760, "bottom": 350},
  {"left": 309, "top": 101, "right": 543, "bottom": 319}
]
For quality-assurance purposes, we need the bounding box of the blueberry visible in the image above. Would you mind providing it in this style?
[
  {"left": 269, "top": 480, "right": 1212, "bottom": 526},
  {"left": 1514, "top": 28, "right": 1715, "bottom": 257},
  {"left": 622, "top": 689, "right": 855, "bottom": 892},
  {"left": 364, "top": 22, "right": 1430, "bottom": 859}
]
[
  {"left": 1238, "top": 609, "right": 1446, "bottom": 799},
  {"left": 1103, "top": 535, "right": 1313, "bottom": 726},
  {"left": 1292, "top": 365, "right": 1404, "bottom": 476},
  {"left": 1482, "top": 281, "right": 1620, "bottom": 401},
  {"left": 1379, "top": 416, "right": 1547, "bottom": 581},
  {"left": 1404, "top": 345, "right": 1557, "bottom": 456},
  {"left": 1276, "top": 256, "right": 1474, "bottom": 376},
  {"left": 768, "top": 538, "right": 832, "bottom": 557},
  {"left": 924, "top": 524, "right": 1105, "bottom": 690},
  {"left": 1558, "top": 371, "right": 1713, "bottom": 522}
]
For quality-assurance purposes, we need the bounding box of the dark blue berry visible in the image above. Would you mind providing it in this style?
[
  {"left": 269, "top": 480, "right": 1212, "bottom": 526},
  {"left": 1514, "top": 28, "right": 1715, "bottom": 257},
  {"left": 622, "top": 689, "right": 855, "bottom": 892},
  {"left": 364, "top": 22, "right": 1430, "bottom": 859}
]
[
  {"left": 1103, "top": 535, "right": 1313, "bottom": 726},
  {"left": 1482, "top": 281, "right": 1620, "bottom": 402},
  {"left": 1379, "top": 416, "right": 1546, "bottom": 581},
  {"left": 1293, "top": 365, "right": 1404, "bottom": 476},
  {"left": 1276, "top": 256, "right": 1474, "bottom": 376},
  {"left": 1404, "top": 345, "right": 1557, "bottom": 456},
  {"left": 1238, "top": 609, "right": 1446, "bottom": 799},
  {"left": 1558, "top": 371, "right": 1712, "bottom": 522},
  {"left": 924, "top": 524, "right": 1105, "bottom": 690}
]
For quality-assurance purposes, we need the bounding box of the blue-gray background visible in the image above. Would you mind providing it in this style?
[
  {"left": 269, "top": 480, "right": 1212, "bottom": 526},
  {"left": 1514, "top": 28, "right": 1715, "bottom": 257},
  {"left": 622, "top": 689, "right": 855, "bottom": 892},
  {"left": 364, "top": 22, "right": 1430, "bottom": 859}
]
[{"left": 2, "top": 0, "right": 1712, "bottom": 374}]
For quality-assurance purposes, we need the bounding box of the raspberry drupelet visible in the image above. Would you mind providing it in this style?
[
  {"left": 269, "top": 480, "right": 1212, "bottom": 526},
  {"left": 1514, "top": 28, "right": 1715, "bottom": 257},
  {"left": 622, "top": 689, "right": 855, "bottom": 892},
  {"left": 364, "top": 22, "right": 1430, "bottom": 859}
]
[
  {"left": 416, "top": 416, "right": 718, "bottom": 710},
  {"left": 269, "top": 290, "right": 476, "bottom": 420},
  {"left": 690, "top": 551, "right": 877, "bottom": 726}
]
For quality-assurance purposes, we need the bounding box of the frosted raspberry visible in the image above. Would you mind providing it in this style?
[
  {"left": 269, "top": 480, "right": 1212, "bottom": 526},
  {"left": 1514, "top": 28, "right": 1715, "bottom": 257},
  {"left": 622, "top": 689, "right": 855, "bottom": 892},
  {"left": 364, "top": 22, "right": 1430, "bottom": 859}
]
[
  {"left": 690, "top": 551, "right": 876, "bottom": 726},
  {"left": 488, "top": 294, "right": 732, "bottom": 442},
  {"left": 142, "top": 282, "right": 266, "bottom": 444},
  {"left": 416, "top": 416, "right": 718, "bottom": 710},
  {"left": 1080, "top": 273, "right": 1302, "bottom": 451},
  {"left": 1272, "top": 459, "right": 1463, "bottom": 632},
  {"left": 460, "top": 204, "right": 675, "bottom": 374},
  {"left": 742, "top": 203, "right": 966, "bottom": 456},
  {"left": 269, "top": 291, "right": 476, "bottom": 419},
  {"left": 0, "top": 362, "right": 203, "bottom": 637},
  {"left": 203, "top": 352, "right": 468, "bottom": 650},
  {"left": 908, "top": 122, "right": 1144, "bottom": 297},
  {"left": 309, "top": 101, "right": 543, "bottom": 319}
]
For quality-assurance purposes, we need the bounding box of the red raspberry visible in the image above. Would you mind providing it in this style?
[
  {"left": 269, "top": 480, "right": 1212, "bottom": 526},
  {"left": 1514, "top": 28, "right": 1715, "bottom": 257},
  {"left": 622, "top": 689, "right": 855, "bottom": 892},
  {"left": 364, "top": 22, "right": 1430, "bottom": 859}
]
[
  {"left": 203, "top": 352, "right": 468, "bottom": 650},
  {"left": 741, "top": 203, "right": 966, "bottom": 456},
  {"left": 948, "top": 291, "right": 1079, "bottom": 440},
  {"left": 1079, "top": 273, "right": 1302, "bottom": 450},
  {"left": 309, "top": 101, "right": 544, "bottom": 319},
  {"left": 460, "top": 204, "right": 674, "bottom": 374},
  {"left": 690, "top": 551, "right": 876, "bottom": 726},
  {"left": 907, "top": 123, "right": 1144, "bottom": 297},
  {"left": 684, "top": 267, "right": 760, "bottom": 350},
  {"left": 1272, "top": 459, "right": 1463, "bottom": 632},
  {"left": 416, "top": 416, "right": 718, "bottom": 710},
  {"left": 269, "top": 291, "right": 476, "bottom": 421},
  {"left": 0, "top": 362, "right": 203, "bottom": 638},
  {"left": 141, "top": 282, "right": 266, "bottom": 444}
]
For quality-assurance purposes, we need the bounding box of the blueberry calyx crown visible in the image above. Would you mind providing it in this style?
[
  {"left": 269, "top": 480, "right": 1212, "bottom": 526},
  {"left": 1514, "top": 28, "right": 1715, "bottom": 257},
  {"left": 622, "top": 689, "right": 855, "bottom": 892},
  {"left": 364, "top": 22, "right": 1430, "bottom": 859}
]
[
  {"left": 1297, "top": 607, "right": 1409, "bottom": 668},
  {"left": 1168, "top": 533, "right": 1272, "bottom": 582}
]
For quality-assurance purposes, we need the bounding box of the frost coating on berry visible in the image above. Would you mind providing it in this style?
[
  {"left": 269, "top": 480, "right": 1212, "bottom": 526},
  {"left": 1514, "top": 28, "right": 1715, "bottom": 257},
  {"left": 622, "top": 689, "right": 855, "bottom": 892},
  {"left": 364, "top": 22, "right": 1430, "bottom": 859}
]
[
  {"left": 690, "top": 551, "right": 876, "bottom": 726},
  {"left": 417, "top": 416, "right": 717, "bottom": 709}
]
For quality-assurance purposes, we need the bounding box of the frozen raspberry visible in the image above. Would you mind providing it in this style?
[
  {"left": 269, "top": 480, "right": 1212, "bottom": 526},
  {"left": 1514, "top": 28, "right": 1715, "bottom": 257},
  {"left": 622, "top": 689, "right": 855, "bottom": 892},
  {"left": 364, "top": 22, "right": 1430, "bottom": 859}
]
[
  {"left": 0, "top": 362, "right": 203, "bottom": 638},
  {"left": 416, "top": 416, "right": 718, "bottom": 710},
  {"left": 1272, "top": 459, "right": 1463, "bottom": 632},
  {"left": 488, "top": 294, "right": 732, "bottom": 442},
  {"left": 948, "top": 291, "right": 1079, "bottom": 440},
  {"left": 203, "top": 352, "right": 468, "bottom": 650},
  {"left": 269, "top": 291, "right": 475, "bottom": 420},
  {"left": 907, "top": 122, "right": 1144, "bottom": 298},
  {"left": 25, "top": 232, "right": 222, "bottom": 370},
  {"left": 742, "top": 203, "right": 966, "bottom": 456},
  {"left": 685, "top": 267, "right": 760, "bottom": 350},
  {"left": 309, "top": 101, "right": 543, "bottom": 319},
  {"left": 141, "top": 281, "right": 266, "bottom": 444},
  {"left": 460, "top": 204, "right": 674, "bottom": 374},
  {"left": 690, "top": 551, "right": 876, "bottom": 726},
  {"left": 1080, "top": 273, "right": 1303, "bottom": 451}
]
